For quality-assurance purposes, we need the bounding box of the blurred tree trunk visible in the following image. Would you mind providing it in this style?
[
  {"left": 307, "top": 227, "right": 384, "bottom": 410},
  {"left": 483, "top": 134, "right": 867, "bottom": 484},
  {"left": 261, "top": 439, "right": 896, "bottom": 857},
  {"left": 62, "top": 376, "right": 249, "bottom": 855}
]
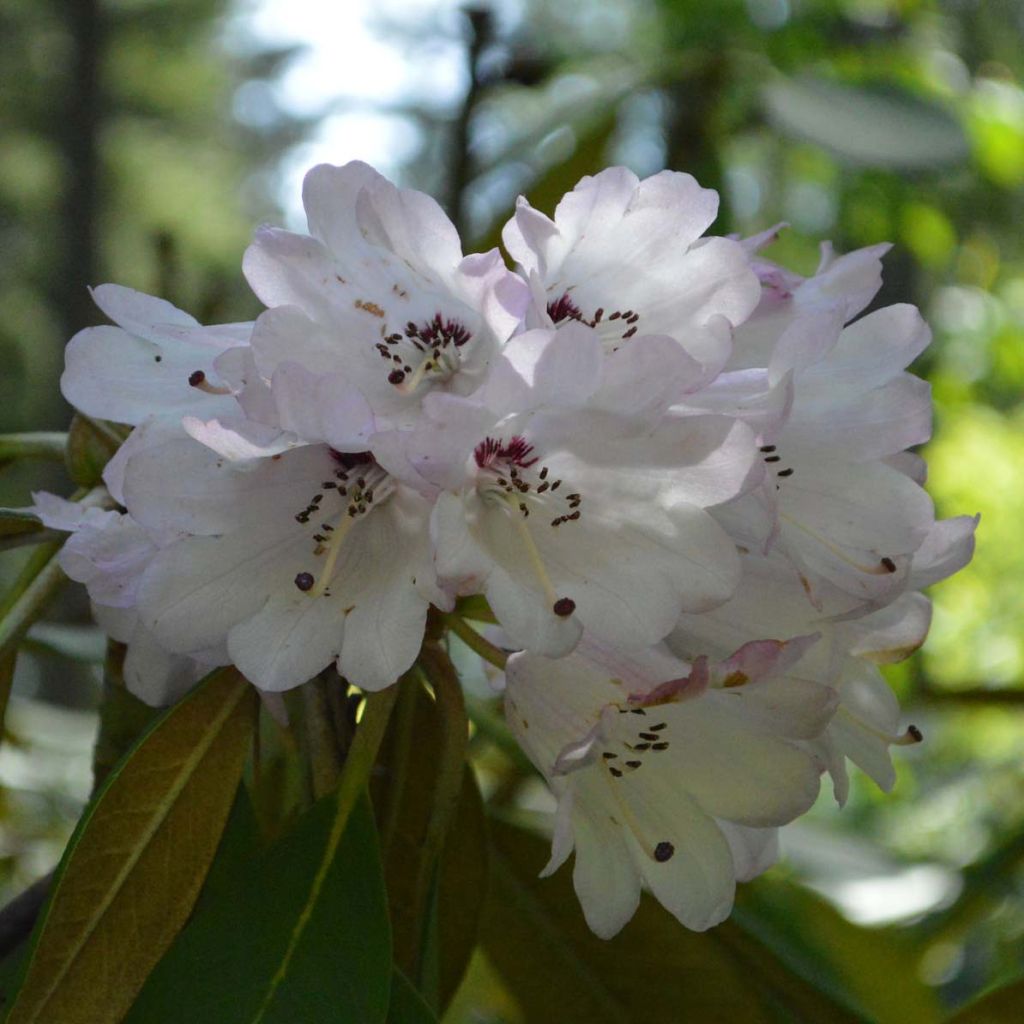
[{"left": 59, "top": 0, "right": 103, "bottom": 342}]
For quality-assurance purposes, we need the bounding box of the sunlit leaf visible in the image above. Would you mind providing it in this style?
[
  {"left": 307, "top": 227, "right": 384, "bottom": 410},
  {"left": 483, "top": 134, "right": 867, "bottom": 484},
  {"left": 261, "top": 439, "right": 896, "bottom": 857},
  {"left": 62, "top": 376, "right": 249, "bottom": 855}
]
[
  {"left": 6, "top": 667, "right": 256, "bottom": 1024},
  {"left": 482, "top": 817, "right": 866, "bottom": 1024},
  {"left": 762, "top": 76, "right": 968, "bottom": 169},
  {"left": 125, "top": 792, "right": 391, "bottom": 1024},
  {"left": 735, "top": 876, "right": 942, "bottom": 1022}
]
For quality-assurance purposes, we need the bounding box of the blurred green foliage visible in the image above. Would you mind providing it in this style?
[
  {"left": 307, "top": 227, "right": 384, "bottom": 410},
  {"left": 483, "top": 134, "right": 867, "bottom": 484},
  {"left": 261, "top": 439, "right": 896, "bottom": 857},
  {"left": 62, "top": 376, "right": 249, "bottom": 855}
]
[{"left": 2, "top": 0, "right": 1024, "bottom": 1019}]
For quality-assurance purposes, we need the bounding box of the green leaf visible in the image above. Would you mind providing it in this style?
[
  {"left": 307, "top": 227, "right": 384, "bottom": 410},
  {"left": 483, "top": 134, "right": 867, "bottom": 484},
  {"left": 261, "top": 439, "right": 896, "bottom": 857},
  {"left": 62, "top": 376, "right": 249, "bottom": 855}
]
[
  {"left": 481, "top": 817, "right": 868, "bottom": 1024},
  {"left": 435, "top": 769, "right": 488, "bottom": 1010},
  {"left": 735, "top": 876, "right": 941, "bottom": 1023},
  {"left": 762, "top": 76, "right": 968, "bottom": 169},
  {"left": 948, "top": 979, "right": 1024, "bottom": 1022},
  {"left": 6, "top": 667, "right": 256, "bottom": 1024},
  {"left": 0, "top": 509, "right": 43, "bottom": 540},
  {"left": 125, "top": 792, "right": 392, "bottom": 1024},
  {"left": 373, "top": 671, "right": 483, "bottom": 1011},
  {"left": 388, "top": 968, "right": 438, "bottom": 1024}
]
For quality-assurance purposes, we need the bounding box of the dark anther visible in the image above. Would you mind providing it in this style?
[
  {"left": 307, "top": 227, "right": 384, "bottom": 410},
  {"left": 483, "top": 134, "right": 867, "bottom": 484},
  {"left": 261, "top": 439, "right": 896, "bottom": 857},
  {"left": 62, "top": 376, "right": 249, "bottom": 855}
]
[
  {"left": 654, "top": 841, "right": 675, "bottom": 863},
  {"left": 652, "top": 742, "right": 670, "bottom": 751},
  {"left": 880, "top": 556, "right": 897, "bottom": 573},
  {"left": 907, "top": 724, "right": 923, "bottom": 742},
  {"left": 294, "top": 572, "right": 315, "bottom": 592},
  {"left": 609, "top": 766, "right": 623, "bottom": 777},
  {"left": 388, "top": 369, "right": 406, "bottom": 385},
  {"left": 639, "top": 732, "right": 659, "bottom": 741},
  {"left": 765, "top": 455, "right": 781, "bottom": 463},
  {"left": 553, "top": 597, "right": 576, "bottom": 617},
  {"left": 760, "top": 444, "right": 776, "bottom": 453},
  {"left": 188, "top": 370, "right": 206, "bottom": 387},
  {"left": 777, "top": 468, "right": 794, "bottom": 477},
  {"left": 602, "top": 752, "right": 618, "bottom": 760}
]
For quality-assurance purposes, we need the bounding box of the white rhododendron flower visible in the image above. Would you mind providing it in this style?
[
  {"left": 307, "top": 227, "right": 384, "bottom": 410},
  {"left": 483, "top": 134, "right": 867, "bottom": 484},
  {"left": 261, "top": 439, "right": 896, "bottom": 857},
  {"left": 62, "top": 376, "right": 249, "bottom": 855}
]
[
  {"left": 503, "top": 167, "right": 761, "bottom": 378},
  {"left": 43, "top": 159, "right": 976, "bottom": 941},
  {"left": 242, "top": 161, "right": 527, "bottom": 428},
  {"left": 121, "top": 437, "right": 445, "bottom": 693},
  {"left": 670, "top": 516, "right": 976, "bottom": 803},
  {"left": 376, "top": 322, "right": 757, "bottom": 655},
  {"left": 504, "top": 637, "right": 834, "bottom": 936}
]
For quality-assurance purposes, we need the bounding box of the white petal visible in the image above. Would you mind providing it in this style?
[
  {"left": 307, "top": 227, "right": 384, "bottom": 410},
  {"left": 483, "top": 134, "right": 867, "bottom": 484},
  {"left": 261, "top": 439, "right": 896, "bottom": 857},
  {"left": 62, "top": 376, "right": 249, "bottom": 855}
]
[
  {"left": 909, "top": 514, "right": 978, "bottom": 590},
  {"left": 301, "top": 161, "right": 383, "bottom": 256},
  {"left": 228, "top": 588, "right": 345, "bottom": 692},
  {"left": 844, "top": 593, "right": 932, "bottom": 663},
  {"left": 124, "top": 439, "right": 334, "bottom": 538},
  {"left": 334, "top": 494, "right": 434, "bottom": 690},
  {"left": 617, "top": 777, "right": 736, "bottom": 932},
  {"left": 61, "top": 325, "right": 235, "bottom": 426},
  {"left": 570, "top": 780, "right": 642, "bottom": 939},
  {"left": 270, "top": 362, "right": 376, "bottom": 450},
  {"left": 182, "top": 416, "right": 297, "bottom": 461},
  {"left": 123, "top": 622, "right": 208, "bottom": 706},
  {"left": 787, "top": 374, "right": 932, "bottom": 461},
  {"left": 654, "top": 694, "right": 823, "bottom": 826},
  {"left": 137, "top": 525, "right": 311, "bottom": 653},
  {"left": 717, "top": 822, "right": 779, "bottom": 883}
]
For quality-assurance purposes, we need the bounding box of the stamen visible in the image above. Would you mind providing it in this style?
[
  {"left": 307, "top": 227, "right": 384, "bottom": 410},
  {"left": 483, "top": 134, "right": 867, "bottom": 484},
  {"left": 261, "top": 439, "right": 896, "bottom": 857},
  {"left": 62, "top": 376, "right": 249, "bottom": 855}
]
[
  {"left": 394, "top": 356, "right": 434, "bottom": 394},
  {"left": 187, "top": 369, "right": 231, "bottom": 395},
  {"left": 509, "top": 508, "right": 561, "bottom": 611},
  {"left": 308, "top": 511, "right": 357, "bottom": 598},
  {"left": 654, "top": 841, "right": 675, "bottom": 862}
]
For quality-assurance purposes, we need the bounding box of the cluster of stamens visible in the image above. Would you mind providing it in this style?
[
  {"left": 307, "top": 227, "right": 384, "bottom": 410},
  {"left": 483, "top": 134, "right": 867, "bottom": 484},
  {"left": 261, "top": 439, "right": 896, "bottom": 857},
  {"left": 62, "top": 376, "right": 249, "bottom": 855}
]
[
  {"left": 375, "top": 312, "right": 473, "bottom": 389},
  {"left": 602, "top": 708, "right": 671, "bottom": 778},
  {"left": 547, "top": 291, "right": 642, "bottom": 345},
  {"left": 600, "top": 707, "right": 676, "bottom": 862},
  {"left": 474, "top": 435, "right": 582, "bottom": 618},
  {"left": 761, "top": 443, "right": 794, "bottom": 487},
  {"left": 473, "top": 436, "right": 583, "bottom": 528},
  {"left": 291, "top": 451, "right": 393, "bottom": 598}
]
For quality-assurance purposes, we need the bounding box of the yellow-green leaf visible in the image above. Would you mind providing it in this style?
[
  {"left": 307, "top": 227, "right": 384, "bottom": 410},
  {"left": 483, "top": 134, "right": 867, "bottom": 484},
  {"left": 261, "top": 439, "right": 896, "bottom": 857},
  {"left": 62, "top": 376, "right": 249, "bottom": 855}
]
[{"left": 7, "top": 667, "right": 256, "bottom": 1024}]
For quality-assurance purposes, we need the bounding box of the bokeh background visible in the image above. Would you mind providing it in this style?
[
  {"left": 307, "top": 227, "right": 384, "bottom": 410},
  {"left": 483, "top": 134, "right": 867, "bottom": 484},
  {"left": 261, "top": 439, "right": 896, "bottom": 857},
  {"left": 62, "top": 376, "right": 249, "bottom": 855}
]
[{"left": 1, "top": 0, "right": 1022, "bottom": 1018}]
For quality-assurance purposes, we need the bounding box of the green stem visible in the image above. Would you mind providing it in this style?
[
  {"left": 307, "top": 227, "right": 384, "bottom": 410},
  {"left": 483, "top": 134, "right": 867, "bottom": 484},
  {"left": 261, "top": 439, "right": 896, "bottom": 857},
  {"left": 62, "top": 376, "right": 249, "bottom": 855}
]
[
  {"left": 0, "top": 529, "right": 63, "bottom": 554},
  {"left": 0, "top": 433, "right": 68, "bottom": 463},
  {"left": 446, "top": 613, "right": 508, "bottom": 669},
  {"left": 0, "top": 547, "right": 67, "bottom": 665}
]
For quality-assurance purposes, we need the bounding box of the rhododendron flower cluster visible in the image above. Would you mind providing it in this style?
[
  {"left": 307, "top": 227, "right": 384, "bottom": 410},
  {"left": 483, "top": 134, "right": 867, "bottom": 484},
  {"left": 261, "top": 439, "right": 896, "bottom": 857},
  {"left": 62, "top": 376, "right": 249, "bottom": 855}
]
[{"left": 36, "top": 162, "right": 975, "bottom": 938}]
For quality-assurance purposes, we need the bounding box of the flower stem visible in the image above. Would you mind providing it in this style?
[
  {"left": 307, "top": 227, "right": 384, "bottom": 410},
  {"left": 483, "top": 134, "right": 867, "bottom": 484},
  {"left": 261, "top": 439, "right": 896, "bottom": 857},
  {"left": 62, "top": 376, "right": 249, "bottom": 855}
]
[
  {"left": 445, "top": 613, "right": 508, "bottom": 669},
  {"left": 0, "top": 432, "right": 68, "bottom": 464}
]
